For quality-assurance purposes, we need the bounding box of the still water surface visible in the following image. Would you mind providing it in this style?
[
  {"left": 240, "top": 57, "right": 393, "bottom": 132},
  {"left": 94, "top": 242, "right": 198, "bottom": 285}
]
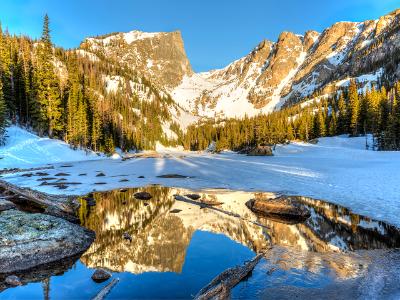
[{"left": 2, "top": 186, "right": 400, "bottom": 299}]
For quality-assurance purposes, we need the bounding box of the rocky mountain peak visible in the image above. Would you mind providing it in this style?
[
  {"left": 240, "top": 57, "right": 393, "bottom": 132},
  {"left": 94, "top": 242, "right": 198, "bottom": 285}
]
[{"left": 80, "top": 29, "right": 193, "bottom": 89}]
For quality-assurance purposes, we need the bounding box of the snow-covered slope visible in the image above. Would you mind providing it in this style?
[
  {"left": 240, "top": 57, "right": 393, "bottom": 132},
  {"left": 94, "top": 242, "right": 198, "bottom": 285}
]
[
  {"left": 4, "top": 134, "right": 400, "bottom": 228},
  {"left": 172, "top": 9, "right": 400, "bottom": 118},
  {"left": 76, "top": 9, "right": 400, "bottom": 121},
  {"left": 0, "top": 126, "right": 100, "bottom": 169}
]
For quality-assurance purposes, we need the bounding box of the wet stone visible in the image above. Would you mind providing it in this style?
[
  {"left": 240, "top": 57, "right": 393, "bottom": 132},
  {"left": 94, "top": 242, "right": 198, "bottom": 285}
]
[
  {"left": 96, "top": 173, "right": 106, "bottom": 177},
  {"left": 91, "top": 269, "right": 111, "bottom": 283},
  {"left": 138, "top": 176, "right": 145, "bottom": 178},
  {"left": 185, "top": 194, "right": 201, "bottom": 200}
]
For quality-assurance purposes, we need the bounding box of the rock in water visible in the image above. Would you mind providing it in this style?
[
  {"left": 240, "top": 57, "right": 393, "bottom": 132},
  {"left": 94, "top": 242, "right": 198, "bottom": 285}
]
[
  {"left": 246, "top": 197, "right": 310, "bottom": 222},
  {"left": 185, "top": 194, "right": 201, "bottom": 200},
  {"left": 5, "top": 275, "right": 22, "bottom": 286},
  {"left": 0, "top": 199, "right": 16, "bottom": 212},
  {"left": 0, "top": 210, "right": 95, "bottom": 273},
  {"left": 123, "top": 232, "right": 132, "bottom": 242},
  {"left": 134, "top": 192, "right": 152, "bottom": 200},
  {"left": 91, "top": 269, "right": 112, "bottom": 283}
]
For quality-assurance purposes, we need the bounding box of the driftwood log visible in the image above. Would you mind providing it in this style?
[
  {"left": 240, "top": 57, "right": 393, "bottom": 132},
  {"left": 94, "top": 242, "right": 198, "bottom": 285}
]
[
  {"left": 194, "top": 253, "right": 263, "bottom": 300},
  {"left": 0, "top": 179, "right": 79, "bottom": 222},
  {"left": 92, "top": 278, "right": 119, "bottom": 300}
]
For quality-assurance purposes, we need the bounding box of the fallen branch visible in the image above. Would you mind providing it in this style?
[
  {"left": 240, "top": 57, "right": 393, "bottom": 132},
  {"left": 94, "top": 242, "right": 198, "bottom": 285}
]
[
  {"left": 0, "top": 179, "right": 79, "bottom": 222},
  {"left": 194, "top": 253, "right": 263, "bottom": 300},
  {"left": 174, "top": 194, "right": 272, "bottom": 235},
  {"left": 92, "top": 278, "right": 119, "bottom": 300}
]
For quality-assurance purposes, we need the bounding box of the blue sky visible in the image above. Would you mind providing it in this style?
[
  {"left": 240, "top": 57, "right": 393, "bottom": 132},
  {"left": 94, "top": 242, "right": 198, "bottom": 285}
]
[{"left": 0, "top": 0, "right": 399, "bottom": 72}]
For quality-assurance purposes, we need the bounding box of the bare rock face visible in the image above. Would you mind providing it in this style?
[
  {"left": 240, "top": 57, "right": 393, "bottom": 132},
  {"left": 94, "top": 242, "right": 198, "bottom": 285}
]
[
  {"left": 80, "top": 30, "right": 193, "bottom": 89},
  {"left": 172, "top": 9, "right": 400, "bottom": 118},
  {"left": 0, "top": 210, "right": 95, "bottom": 273}
]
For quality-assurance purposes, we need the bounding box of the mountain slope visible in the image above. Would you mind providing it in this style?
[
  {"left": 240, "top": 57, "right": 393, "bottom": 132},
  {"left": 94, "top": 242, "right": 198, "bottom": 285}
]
[{"left": 170, "top": 9, "right": 400, "bottom": 118}]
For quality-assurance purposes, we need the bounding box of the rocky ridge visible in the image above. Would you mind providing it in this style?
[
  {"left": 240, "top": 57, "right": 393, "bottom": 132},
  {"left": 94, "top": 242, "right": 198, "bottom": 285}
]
[{"left": 76, "top": 9, "right": 400, "bottom": 121}]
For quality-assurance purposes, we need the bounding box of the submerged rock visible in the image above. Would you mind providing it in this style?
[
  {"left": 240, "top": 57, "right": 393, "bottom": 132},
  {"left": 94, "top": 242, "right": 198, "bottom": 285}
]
[
  {"left": 0, "top": 210, "right": 95, "bottom": 273},
  {"left": 0, "top": 199, "right": 16, "bottom": 212},
  {"left": 5, "top": 275, "right": 22, "bottom": 286},
  {"left": 134, "top": 192, "right": 152, "bottom": 200},
  {"left": 246, "top": 197, "right": 310, "bottom": 222},
  {"left": 91, "top": 269, "right": 111, "bottom": 283}
]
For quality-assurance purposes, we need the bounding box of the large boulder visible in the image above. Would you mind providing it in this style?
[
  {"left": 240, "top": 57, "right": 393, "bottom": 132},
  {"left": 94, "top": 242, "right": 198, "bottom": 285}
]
[
  {"left": 246, "top": 145, "right": 274, "bottom": 156},
  {"left": 246, "top": 197, "right": 310, "bottom": 222},
  {"left": 0, "top": 210, "right": 95, "bottom": 273},
  {"left": 0, "top": 199, "right": 16, "bottom": 212}
]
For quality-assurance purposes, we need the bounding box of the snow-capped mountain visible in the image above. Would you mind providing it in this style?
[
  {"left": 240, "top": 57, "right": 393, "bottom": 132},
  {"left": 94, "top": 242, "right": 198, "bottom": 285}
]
[{"left": 78, "top": 9, "right": 400, "bottom": 120}]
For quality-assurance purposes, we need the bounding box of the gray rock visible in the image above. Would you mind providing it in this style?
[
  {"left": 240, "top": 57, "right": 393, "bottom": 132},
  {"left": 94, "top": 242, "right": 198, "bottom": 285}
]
[
  {"left": 91, "top": 269, "right": 111, "bottom": 283},
  {"left": 0, "top": 210, "right": 95, "bottom": 273},
  {"left": 5, "top": 275, "right": 22, "bottom": 286},
  {"left": 0, "top": 199, "right": 16, "bottom": 212}
]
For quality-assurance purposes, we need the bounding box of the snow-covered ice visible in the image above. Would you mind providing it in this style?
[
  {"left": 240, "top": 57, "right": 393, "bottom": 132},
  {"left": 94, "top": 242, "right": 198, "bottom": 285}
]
[
  {"left": 0, "top": 126, "right": 99, "bottom": 169},
  {"left": 1, "top": 127, "right": 400, "bottom": 227}
]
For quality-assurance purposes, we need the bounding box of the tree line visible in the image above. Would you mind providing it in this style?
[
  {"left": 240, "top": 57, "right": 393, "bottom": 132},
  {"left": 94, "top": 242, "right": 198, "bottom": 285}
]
[
  {"left": 1, "top": 15, "right": 400, "bottom": 153},
  {"left": 0, "top": 15, "right": 177, "bottom": 152},
  {"left": 183, "top": 80, "right": 400, "bottom": 151}
]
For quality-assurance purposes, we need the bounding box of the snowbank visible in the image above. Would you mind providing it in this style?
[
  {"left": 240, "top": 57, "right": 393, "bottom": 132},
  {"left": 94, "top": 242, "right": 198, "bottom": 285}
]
[
  {"left": 0, "top": 126, "right": 101, "bottom": 169},
  {"left": 2, "top": 131, "right": 400, "bottom": 227}
]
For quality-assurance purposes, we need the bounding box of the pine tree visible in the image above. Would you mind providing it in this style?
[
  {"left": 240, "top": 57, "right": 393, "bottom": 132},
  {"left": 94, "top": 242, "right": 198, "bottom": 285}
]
[
  {"left": 348, "top": 80, "right": 360, "bottom": 136},
  {"left": 35, "top": 14, "right": 63, "bottom": 137},
  {"left": 337, "top": 93, "right": 347, "bottom": 134}
]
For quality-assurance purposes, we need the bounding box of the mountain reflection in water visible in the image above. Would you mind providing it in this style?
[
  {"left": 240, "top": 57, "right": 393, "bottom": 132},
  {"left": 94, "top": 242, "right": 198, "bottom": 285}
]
[
  {"left": 78, "top": 186, "right": 400, "bottom": 279},
  {"left": 2, "top": 186, "right": 400, "bottom": 299}
]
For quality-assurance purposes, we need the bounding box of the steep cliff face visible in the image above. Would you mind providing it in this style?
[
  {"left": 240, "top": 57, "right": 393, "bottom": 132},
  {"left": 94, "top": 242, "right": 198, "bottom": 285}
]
[{"left": 80, "top": 30, "right": 193, "bottom": 89}]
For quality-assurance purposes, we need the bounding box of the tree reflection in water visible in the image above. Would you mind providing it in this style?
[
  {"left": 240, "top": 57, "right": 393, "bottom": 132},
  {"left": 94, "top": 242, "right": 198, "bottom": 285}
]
[{"left": 78, "top": 186, "right": 400, "bottom": 280}]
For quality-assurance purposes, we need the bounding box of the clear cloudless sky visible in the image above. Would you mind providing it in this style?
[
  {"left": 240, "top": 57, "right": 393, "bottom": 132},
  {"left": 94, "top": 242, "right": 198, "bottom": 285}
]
[{"left": 0, "top": 0, "right": 399, "bottom": 72}]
